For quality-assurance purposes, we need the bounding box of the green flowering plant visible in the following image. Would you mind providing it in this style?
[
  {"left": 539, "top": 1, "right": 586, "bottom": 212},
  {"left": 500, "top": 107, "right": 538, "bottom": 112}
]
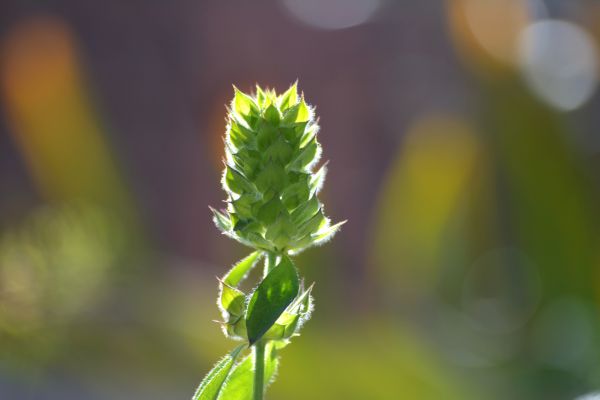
[{"left": 193, "top": 83, "right": 343, "bottom": 400}]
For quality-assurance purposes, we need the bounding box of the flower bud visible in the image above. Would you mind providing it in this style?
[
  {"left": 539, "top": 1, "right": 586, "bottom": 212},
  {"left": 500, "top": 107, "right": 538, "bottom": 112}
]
[{"left": 211, "top": 84, "right": 343, "bottom": 254}]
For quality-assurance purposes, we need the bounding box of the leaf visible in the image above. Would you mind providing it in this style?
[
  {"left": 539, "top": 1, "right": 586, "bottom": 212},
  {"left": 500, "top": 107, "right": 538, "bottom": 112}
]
[
  {"left": 245, "top": 255, "right": 299, "bottom": 344},
  {"left": 216, "top": 342, "right": 280, "bottom": 400},
  {"left": 262, "top": 283, "right": 315, "bottom": 340},
  {"left": 192, "top": 345, "right": 246, "bottom": 400},
  {"left": 223, "top": 251, "right": 262, "bottom": 287},
  {"left": 219, "top": 252, "right": 262, "bottom": 320}
]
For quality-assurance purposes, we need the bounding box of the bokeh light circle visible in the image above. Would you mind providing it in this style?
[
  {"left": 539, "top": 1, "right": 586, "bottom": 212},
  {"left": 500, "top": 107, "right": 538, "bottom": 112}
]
[
  {"left": 281, "top": 0, "right": 382, "bottom": 30},
  {"left": 461, "top": 247, "right": 541, "bottom": 335},
  {"left": 575, "top": 393, "right": 600, "bottom": 400},
  {"left": 518, "top": 19, "right": 599, "bottom": 111}
]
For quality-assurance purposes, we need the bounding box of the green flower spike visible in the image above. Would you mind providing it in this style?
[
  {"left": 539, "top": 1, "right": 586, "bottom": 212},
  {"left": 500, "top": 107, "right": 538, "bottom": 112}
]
[{"left": 194, "top": 83, "right": 343, "bottom": 400}]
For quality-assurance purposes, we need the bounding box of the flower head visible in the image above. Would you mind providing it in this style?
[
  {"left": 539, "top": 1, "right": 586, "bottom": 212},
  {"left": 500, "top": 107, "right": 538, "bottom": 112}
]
[{"left": 211, "top": 83, "right": 342, "bottom": 254}]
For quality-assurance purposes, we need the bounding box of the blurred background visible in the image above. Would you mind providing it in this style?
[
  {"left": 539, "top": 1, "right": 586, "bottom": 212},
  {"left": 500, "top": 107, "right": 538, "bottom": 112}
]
[{"left": 1, "top": 0, "right": 600, "bottom": 399}]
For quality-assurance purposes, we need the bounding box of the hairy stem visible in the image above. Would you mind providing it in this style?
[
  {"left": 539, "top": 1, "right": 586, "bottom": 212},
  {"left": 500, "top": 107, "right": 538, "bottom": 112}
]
[{"left": 253, "top": 341, "right": 266, "bottom": 400}]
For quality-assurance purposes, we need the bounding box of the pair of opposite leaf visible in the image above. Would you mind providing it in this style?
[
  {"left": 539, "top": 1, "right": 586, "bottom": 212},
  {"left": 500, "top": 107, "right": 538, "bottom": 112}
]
[
  {"left": 217, "top": 251, "right": 313, "bottom": 345},
  {"left": 211, "top": 83, "right": 343, "bottom": 345}
]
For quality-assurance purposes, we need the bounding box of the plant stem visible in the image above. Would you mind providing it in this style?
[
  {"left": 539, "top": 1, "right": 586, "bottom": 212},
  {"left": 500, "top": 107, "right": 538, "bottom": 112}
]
[
  {"left": 253, "top": 341, "right": 266, "bottom": 400},
  {"left": 264, "top": 252, "right": 277, "bottom": 277}
]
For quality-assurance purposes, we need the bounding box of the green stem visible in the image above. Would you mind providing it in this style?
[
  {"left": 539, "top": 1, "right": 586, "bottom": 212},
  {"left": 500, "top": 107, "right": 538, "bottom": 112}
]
[
  {"left": 264, "top": 252, "right": 277, "bottom": 277},
  {"left": 253, "top": 341, "right": 266, "bottom": 400}
]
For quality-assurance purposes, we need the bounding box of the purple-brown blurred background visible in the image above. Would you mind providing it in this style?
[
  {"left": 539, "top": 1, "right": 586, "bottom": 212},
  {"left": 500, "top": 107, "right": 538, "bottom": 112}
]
[{"left": 2, "top": 1, "right": 600, "bottom": 399}]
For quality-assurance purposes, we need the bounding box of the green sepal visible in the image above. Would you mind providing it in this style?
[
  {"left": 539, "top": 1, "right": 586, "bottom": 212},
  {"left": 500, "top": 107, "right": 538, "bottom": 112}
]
[
  {"left": 278, "top": 82, "right": 298, "bottom": 110},
  {"left": 311, "top": 220, "right": 346, "bottom": 246},
  {"left": 296, "top": 209, "right": 327, "bottom": 239},
  {"left": 263, "top": 139, "right": 293, "bottom": 164},
  {"left": 263, "top": 104, "right": 280, "bottom": 124},
  {"left": 295, "top": 99, "right": 310, "bottom": 123},
  {"left": 299, "top": 124, "right": 318, "bottom": 148},
  {"left": 218, "top": 252, "right": 262, "bottom": 337},
  {"left": 210, "top": 207, "right": 233, "bottom": 233},
  {"left": 256, "top": 197, "right": 285, "bottom": 227},
  {"left": 290, "top": 195, "right": 320, "bottom": 226},
  {"left": 280, "top": 180, "right": 310, "bottom": 211},
  {"left": 255, "top": 85, "right": 267, "bottom": 107},
  {"left": 286, "top": 138, "right": 320, "bottom": 172},
  {"left": 262, "top": 283, "right": 314, "bottom": 341},
  {"left": 245, "top": 255, "right": 299, "bottom": 344},
  {"left": 227, "top": 121, "right": 254, "bottom": 151},
  {"left": 224, "top": 167, "right": 257, "bottom": 196},
  {"left": 233, "top": 87, "right": 258, "bottom": 117},
  {"left": 265, "top": 213, "right": 293, "bottom": 250},
  {"left": 309, "top": 163, "right": 327, "bottom": 196},
  {"left": 281, "top": 98, "right": 309, "bottom": 125},
  {"left": 219, "top": 282, "right": 246, "bottom": 319},
  {"left": 192, "top": 344, "right": 246, "bottom": 400},
  {"left": 222, "top": 251, "right": 262, "bottom": 287}
]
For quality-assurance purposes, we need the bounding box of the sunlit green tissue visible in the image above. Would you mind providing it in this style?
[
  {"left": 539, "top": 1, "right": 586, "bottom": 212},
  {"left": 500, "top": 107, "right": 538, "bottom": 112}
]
[
  {"left": 194, "top": 84, "right": 342, "bottom": 400},
  {"left": 211, "top": 83, "right": 343, "bottom": 254}
]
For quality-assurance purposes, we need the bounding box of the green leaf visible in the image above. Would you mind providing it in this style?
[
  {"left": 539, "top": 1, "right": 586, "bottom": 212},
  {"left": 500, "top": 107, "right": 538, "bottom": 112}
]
[
  {"left": 262, "top": 283, "right": 314, "bottom": 340},
  {"left": 223, "top": 251, "right": 262, "bottom": 287},
  {"left": 216, "top": 342, "right": 280, "bottom": 400},
  {"left": 192, "top": 344, "right": 246, "bottom": 400},
  {"left": 245, "top": 255, "right": 299, "bottom": 344}
]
